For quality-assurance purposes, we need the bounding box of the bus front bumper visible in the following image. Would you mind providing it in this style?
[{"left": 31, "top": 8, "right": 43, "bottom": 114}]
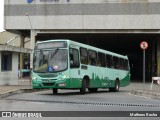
[{"left": 32, "top": 79, "right": 70, "bottom": 89}]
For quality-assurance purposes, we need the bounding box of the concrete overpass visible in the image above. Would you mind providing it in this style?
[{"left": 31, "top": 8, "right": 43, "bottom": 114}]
[{"left": 4, "top": 0, "right": 160, "bottom": 81}]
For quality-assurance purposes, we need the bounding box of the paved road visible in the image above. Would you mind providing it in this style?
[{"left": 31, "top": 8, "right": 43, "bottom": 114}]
[{"left": 0, "top": 83, "right": 160, "bottom": 120}]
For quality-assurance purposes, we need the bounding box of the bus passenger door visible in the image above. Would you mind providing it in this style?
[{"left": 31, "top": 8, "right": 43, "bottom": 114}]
[{"left": 69, "top": 47, "right": 81, "bottom": 88}]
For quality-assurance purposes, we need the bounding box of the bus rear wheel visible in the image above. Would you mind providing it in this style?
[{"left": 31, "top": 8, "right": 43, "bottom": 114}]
[
  {"left": 109, "top": 80, "right": 120, "bottom": 92},
  {"left": 52, "top": 89, "right": 58, "bottom": 94},
  {"left": 88, "top": 88, "right": 98, "bottom": 93},
  {"left": 80, "top": 79, "right": 86, "bottom": 94}
]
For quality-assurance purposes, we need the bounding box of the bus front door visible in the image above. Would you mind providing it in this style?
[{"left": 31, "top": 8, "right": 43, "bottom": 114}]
[{"left": 69, "top": 47, "right": 81, "bottom": 88}]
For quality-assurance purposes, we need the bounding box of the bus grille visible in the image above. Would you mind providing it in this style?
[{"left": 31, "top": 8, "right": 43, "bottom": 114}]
[
  {"left": 42, "top": 83, "right": 55, "bottom": 86},
  {"left": 38, "top": 73, "right": 58, "bottom": 78},
  {"left": 42, "top": 79, "right": 57, "bottom": 82}
]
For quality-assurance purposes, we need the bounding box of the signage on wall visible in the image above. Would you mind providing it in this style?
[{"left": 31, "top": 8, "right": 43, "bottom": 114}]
[
  {"left": 27, "top": 0, "right": 33, "bottom": 3},
  {"left": 27, "top": 0, "right": 70, "bottom": 3},
  {"left": 39, "top": 0, "right": 70, "bottom": 2},
  {"left": 40, "top": 0, "right": 59, "bottom": 2}
]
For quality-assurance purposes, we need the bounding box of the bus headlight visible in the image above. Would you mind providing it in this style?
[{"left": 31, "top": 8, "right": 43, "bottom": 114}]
[
  {"left": 60, "top": 74, "right": 68, "bottom": 80},
  {"left": 32, "top": 76, "right": 37, "bottom": 81}
]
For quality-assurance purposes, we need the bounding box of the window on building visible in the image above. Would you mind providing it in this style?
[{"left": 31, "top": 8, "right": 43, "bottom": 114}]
[
  {"left": 1, "top": 52, "right": 12, "bottom": 71},
  {"left": 80, "top": 48, "right": 88, "bottom": 64}
]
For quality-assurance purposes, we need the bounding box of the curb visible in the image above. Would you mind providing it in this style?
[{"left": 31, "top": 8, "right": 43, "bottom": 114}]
[
  {"left": 0, "top": 89, "right": 45, "bottom": 99},
  {"left": 20, "top": 89, "right": 46, "bottom": 93},
  {"left": 131, "top": 90, "right": 160, "bottom": 100}
]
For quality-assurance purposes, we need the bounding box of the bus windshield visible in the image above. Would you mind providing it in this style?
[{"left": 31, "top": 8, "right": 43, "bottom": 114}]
[{"left": 33, "top": 49, "right": 68, "bottom": 73}]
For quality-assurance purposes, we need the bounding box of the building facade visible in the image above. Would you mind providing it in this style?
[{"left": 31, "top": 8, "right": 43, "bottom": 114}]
[
  {"left": 0, "top": 51, "right": 19, "bottom": 85},
  {"left": 0, "top": 31, "right": 31, "bottom": 85},
  {"left": 4, "top": 0, "right": 160, "bottom": 81}
]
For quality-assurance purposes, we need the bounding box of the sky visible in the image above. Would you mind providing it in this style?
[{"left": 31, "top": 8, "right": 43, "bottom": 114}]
[{"left": 0, "top": 0, "right": 4, "bottom": 32}]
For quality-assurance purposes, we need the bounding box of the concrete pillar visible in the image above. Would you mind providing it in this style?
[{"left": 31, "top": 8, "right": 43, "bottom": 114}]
[
  {"left": 30, "top": 30, "right": 36, "bottom": 69},
  {"left": 157, "top": 38, "right": 160, "bottom": 76},
  {"left": 20, "top": 36, "right": 25, "bottom": 78}
]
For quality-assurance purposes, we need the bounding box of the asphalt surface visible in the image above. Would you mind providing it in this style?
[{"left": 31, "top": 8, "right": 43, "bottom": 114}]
[
  {"left": 1, "top": 88, "right": 160, "bottom": 110},
  {"left": 0, "top": 83, "right": 160, "bottom": 120}
]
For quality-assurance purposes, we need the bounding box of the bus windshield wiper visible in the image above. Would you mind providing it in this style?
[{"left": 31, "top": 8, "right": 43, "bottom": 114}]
[{"left": 50, "top": 48, "right": 59, "bottom": 59}]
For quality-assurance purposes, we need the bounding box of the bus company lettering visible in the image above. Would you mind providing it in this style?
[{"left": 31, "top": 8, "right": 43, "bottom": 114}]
[{"left": 102, "top": 83, "right": 108, "bottom": 86}]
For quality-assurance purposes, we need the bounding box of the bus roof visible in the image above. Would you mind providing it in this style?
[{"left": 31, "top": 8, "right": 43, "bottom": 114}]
[{"left": 36, "top": 39, "right": 128, "bottom": 59}]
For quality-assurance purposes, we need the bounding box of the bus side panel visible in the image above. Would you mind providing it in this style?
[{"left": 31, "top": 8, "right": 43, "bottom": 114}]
[
  {"left": 107, "top": 69, "right": 120, "bottom": 88},
  {"left": 80, "top": 65, "right": 103, "bottom": 88},
  {"left": 70, "top": 68, "right": 82, "bottom": 88},
  {"left": 98, "top": 67, "right": 111, "bottom": 88},
  {"left": 105, "top": 68, "right": 116, "bottom": 88},
  {"left": 120, "top": 71, "right": 130, "bottom": 87}
]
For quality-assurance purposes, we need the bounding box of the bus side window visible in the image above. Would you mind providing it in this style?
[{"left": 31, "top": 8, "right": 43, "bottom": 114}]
[
  {"left": 106, "top": 54, "right": 113, "bottom": 68},
  {"left": 80, "top": 47, "right": 88, "bottom": 64},
  {"left": 113, "top": 56, "right": 120, "bottom": 69},
  {"left": 88, "top": 50, "right": 97, "bottom": 66},
  {"left": 70, "top": 48, "right": 80, "bottom": 68},
  {"left": 119, "top": 58, "right": 125, "bottom": 70},
  {"left": 98, "top": 52, "right": 106, "bottom": 67},
  {"left": 124, "top": 59, "right": 129, "bottom": 70}
]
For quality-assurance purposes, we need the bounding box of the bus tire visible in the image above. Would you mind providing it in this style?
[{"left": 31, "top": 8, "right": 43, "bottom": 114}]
[
  {"left": 88, "top": 88, "right": 98, "bottom": 93},
  {"left": 109, "top": 80, "right": 120, "bottom": 92},
  {"left": 80, "top": 79, "right": 86, "bottom": 94},
  {"left": 52, "top": 89, "right": 58, "bottom": 94}
]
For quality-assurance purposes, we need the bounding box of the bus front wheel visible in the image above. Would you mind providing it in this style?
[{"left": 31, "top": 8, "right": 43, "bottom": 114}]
[
  {"left": 109, "top": 80, "right": 120, "bottom": 92},
  {"left": 52, "top": 89, "right": 58, "bottom": 94},
  {"left": 80, "top": 79, "right": 86, "bottom": 94}
]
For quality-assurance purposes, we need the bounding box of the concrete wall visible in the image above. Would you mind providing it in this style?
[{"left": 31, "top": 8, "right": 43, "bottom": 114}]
[
  {"left": 157, "top": 39, "right": 160, "bottom": 75},
  {"left": 0, "top": 52, "right": 19, "bottom": 85},
  {"left": 4, "top": 0, "right": 160, "bottom": 30},
  {"left": 0, "top": 51, "right": 2, "bottom": 74}
]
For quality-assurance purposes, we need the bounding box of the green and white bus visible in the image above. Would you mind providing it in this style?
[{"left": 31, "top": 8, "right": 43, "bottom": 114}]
[{"left": 32, "top": 40, "right": 130, "bottom": 94}]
